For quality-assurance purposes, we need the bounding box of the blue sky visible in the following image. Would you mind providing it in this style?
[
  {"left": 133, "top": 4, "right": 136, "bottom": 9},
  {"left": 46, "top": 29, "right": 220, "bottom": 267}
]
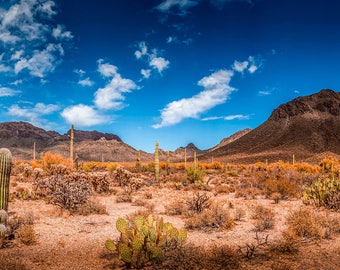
[{"left": 0, "top": 0, "right": 340, "bottom": 153}]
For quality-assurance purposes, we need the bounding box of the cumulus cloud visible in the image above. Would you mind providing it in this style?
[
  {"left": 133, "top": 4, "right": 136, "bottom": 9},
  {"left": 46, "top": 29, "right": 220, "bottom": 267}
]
[
  {"left": 0, "top": 87, "right": 21, "bottom": 97},
  {"left": 61, "top": 104, "right": 110, "bottom": 126},
  {"left": 14, "top": 43, "right": 64, "bottom": 78},
  {"left": 62, "top": 60, "right": 138, "bottom": 127},
  {"left": 134, "top": 41, "right": 170, "bottom": 77},
  {"left": 153, "top": 56, "right": 260, "bottom": 128},
  {"left": 156, "top": 0, "right": 200, "bottom": 15},
  {"left": 52, "top": 24, "right": 73, "bottom": 40},
  {"left": 94, "top": 60, "right": 139, "bottom": 110},
  {"left": 78, "top": 77, "right": 94, "bottom": 87},
  {"left": 141, "top": 69, "right": 151, "bottom": 79},
  {"left": 8, "top": 102, "right": 59, "bottom": 126},
  {"left": 0, "top": 0, "right": 72, "bottom": 79},
  {"left": 153, "top": 69, "right": 235, "bottom": 128},
  {"left": 232, "top": 56, "right": 261, "bottom": 74},
  {"left": 149, "top": 56, "right": 170, "bottom": 73}
]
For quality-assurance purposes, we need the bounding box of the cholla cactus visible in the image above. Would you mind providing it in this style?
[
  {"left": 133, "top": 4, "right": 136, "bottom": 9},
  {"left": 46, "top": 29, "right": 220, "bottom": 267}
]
[
  {"left": 106, "top": 215, "right": 187, "bottom": 268},
  {"left": 0, "top": 148, "right": 12, "bottom": 211}
]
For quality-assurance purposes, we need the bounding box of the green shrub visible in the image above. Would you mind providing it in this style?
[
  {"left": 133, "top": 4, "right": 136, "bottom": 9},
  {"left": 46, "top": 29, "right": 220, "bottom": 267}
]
[{"left": 186, "top": 165, "right": 205, "bottom": 184}]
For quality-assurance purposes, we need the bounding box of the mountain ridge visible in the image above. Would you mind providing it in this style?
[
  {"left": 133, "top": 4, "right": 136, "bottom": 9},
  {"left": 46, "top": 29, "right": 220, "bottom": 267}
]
[{"left": 1, "top": 89, "right": 339, "bottom": 163}]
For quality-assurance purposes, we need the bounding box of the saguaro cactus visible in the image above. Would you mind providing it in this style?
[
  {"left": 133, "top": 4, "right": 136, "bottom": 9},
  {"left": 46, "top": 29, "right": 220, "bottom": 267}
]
[
  {"left": 155, "top": 141, "right": 159, "bottom": 182},
  {"left": 0, "top": 148, "right": 12, "bottom": 211},
  {"left": 70, "top": 124, "right": 74, "bottom": 164},
  {"left": 166, "top": 151, "right": 170, "bottom": 175}
]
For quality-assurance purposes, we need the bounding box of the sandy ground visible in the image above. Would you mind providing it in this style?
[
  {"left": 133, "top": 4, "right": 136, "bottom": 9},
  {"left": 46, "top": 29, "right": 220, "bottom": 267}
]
[{"left": 0, "top": 186, "right": 339, "bottom": 270}]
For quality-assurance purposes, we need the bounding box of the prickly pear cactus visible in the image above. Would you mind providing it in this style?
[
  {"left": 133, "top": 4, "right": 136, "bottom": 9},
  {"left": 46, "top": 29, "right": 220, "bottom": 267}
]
[
  {"left": 0, "top": 148, "right": 12, "bottom": 211},
  {"left": 105, "top": 214, "right": 187, "bottom": 268},
  {"left": 302, "top": 177, "right": 340, "bottom": 210}
]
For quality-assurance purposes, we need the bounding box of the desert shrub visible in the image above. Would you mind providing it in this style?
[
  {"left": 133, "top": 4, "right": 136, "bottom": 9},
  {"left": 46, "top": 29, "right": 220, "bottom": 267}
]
[
  {"left": 286, "top": 207, "right": 323, "bottom": 240},
  {"left": 319, "top": 156, "right": 339, "bottom": 176},
  {"left": 185, "top": 201, "right": 235, "bottom": 231},
  {"left": 34, "top": 174, "right": 92, "bottom": 212},
  {"left": 270, "top": 229, "right": 300, "bottom": 254},
  {"left": 251, "top": 205, "right": 275, "bottom": 231},
  {"left": 112, "top": 166, "right": 144, "bottom": 194},
  {"left": 165, "top": 200, "right": 188, "bottom": 216},
  {"left": 87, "top": 172, "right": 110, "bottom": 194},
  {"left": 233, "top": 207, "right": 246, "bottom": 221},
  {"left": 106, "top": 162, "right": 118, "bottom": 172},
  {"left": 115, "top": 193, "right": 132, "bottom": 203},
  {"left": 105, "top": 215, "right": 187, "bottom": 269},
  {"left": 3, "top": 212, "right": 35, "bottom": 246},
  {"left": 75, "top": 199, "right": 107, "bottom": 216},
  {"left": 263, "top": 178, "right": 300, "bottom": 199},
  {"left": 186, "top": 165, "right": 205, "bottom": 184},
  {"left": 16, "top": 225, "right": 36, "bottom": 245},
  {"left": 40, "top": 151, "right": 72, "bottom": 173},
  {"left": 202, "top": 244, "right": 240, "bottom": 269},
  {"left": 238, "top": 232, "right": 269, "bottom": 259},
  {"left": 214, "top": 185, "right": 235, "bottom": 195},
  {"left": 235, "top": 187, "right": 261, "bottom": 199},
  {"left": 185, "top": 192, "right": 211, "bottom": 214},
  {"left": 160, "top": 244, "right": 240, "bottom": 270},
  {"left": 302, "top": 177, "right": 340, "bottom": 211}
]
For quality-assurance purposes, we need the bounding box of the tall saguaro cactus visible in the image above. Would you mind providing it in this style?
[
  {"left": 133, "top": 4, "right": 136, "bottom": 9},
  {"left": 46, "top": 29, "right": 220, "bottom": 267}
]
[
  {"left": 0, "top": 148, "right": 12, "bottom": 211},
  {"left": 154, "top": 141, "right": 159, "bottom": 182},
  {"left": 70, "top": 124, "right": 74, "bottom": 165}
]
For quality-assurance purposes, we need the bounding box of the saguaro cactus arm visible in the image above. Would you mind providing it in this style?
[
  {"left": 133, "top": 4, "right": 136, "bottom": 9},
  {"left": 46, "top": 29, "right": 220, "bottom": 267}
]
[{"left": 0, "top": 148, "right": 12, "bottom": 211}]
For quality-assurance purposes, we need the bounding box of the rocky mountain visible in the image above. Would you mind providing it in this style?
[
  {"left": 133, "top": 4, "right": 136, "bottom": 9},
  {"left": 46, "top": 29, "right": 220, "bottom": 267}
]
[
  {"left": 1, "top": 89, "right": 339, "bottom": 163},
  {"left": 208, "top": 128, "right": 252, "bottom": 152},
  {"left": 203, "top": 89, "right": 340, "bottom": 163},
  {"left": 0, "top": 122, "right": 134, "bottom": 161}
]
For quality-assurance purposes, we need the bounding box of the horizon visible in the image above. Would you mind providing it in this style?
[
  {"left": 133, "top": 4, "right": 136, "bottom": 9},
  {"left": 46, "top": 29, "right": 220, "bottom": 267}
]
[{"left": 1, "top": 1, "right": 340, "bottom": 152}]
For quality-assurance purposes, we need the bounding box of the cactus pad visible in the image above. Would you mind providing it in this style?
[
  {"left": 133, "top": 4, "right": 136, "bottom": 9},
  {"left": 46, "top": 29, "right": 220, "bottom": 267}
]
[
  {"left": 105, "top": 239, "right": 117, "bottom": 251},
  {"left": 116, "top": 217, "right": 127, "bottom": 233}
]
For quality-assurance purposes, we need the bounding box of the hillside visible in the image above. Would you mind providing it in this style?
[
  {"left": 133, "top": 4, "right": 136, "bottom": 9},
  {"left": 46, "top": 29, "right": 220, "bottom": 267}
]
[{"left": 204, "top": 89, "right": 340, "bottom": 163}]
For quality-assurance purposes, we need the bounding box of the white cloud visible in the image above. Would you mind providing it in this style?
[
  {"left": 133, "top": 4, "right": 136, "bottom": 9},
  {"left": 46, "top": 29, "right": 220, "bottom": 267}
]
[
  {"left": 153, "top": 69, "right": 235, "bottom": 128},
  {"left": 14, "top": 43, "right": 64, "bottom": 77},
  {"left": 94, "top": 60, "right": 139, "bottom": 110},
  {"left": 232, "top": 60, "right": 248, "bottom": 73},
  {"left": 11, "top": 49, "right": 24, "bottom": 60},
  {"left": 232, "top": 56, "right": 261, "bottom": 74},
  {"left": 141, "top": 69, "right": 151, "bottom": 79},
  {"left": 201, "top": 114, "right": 249, "bottom": 121},
  {"left": 0, "top": 87, "right": 21, "bottom": 97},
  {"left": 153, "top": 55, "right": 260, "bottom": 128},
  {"left": 134, "top": 41, "right": 170, "bottom": 77},
  {"left": 61, "top": 104, "right": 110, "bottom": 126},
  {"left": 97, "top": 59, "right": 118, "bottom": 77},
  {"left": 224, "top": 114, "right": 249, "bottom": 120},
  {"left": 258, "top": 90, "right": 271, "bottom": 96},
  {"left": 149, "top": 56, "right": 169, "bottom": 73},
  {"left": 74, "top": 69, "right": 86, "bottom": 75},
  {"left": 156, "top": 0, "right": 200, "bottom": 15},
  {"left": 78, "top": 77, "right": 94, "bottom": 87},
  {"left": 8, "top": 102, "right": 59, "bottom": 125},
  {"left": 134, "top": 41, "right": 148, "bottom": 59},
  {"left": 52, "top": 24, "right": 73, "bottom": 40},
  {"left": 0, "top": 64, "right": 11, "bottom": 72},
  {"left": 0, "top": 0, "right": 72, "bottom": 79}
]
